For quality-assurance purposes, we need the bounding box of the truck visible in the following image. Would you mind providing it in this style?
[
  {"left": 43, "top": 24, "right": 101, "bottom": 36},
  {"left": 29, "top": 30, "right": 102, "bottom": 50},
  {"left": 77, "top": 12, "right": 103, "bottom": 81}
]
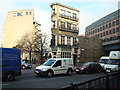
[
  {"left": 34, "top": 58, "right": 74, "bottom": 77},
  {"left": 1, "top": 48, "right": 21, "bottom": 81},
  {"left": 104, "top": 51, "right": 120, "bottom": 73},
  {"left": 99, "top": 56, "right": 109, "bottom": 68}
]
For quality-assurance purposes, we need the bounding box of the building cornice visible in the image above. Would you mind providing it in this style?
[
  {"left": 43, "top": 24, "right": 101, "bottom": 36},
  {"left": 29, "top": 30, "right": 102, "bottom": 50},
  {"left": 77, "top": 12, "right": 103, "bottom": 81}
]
[{"left": 51, "top": 2, "right": 79, "bottom": 12}]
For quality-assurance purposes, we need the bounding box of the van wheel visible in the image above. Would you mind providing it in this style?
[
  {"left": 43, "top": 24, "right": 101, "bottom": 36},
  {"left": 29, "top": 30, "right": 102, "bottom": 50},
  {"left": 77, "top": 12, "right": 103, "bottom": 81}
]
[
  {"left": 47, "top": 71, "right": 53, "bottom": 78},
  {"left": 6, "top": 72, "right": 15, "bottom": 81},
  {"left": 67, "top": 69, "right": 73, "bottom": 76}
]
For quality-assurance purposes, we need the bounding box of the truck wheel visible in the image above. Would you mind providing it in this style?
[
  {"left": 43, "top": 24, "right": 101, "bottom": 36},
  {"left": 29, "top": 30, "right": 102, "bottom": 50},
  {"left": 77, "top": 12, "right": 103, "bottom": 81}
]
[
  {"left": 6, "top": 72, "right": 15, "bottom": 81},
  {"left": 67, "top": 69, "right": 73, "bottom": 76},
  {"left": 47, "top": 71, "right": 53, "bottom": 78}
]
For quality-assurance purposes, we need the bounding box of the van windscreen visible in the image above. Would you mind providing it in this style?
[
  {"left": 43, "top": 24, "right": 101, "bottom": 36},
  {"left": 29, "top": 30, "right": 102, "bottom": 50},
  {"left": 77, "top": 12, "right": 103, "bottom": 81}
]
[
  {"left": 99, "top": 59, "right": 108, "bottom": 64},
  {"left": 43, "top": 59, "right": 56, "bottom": 66}
]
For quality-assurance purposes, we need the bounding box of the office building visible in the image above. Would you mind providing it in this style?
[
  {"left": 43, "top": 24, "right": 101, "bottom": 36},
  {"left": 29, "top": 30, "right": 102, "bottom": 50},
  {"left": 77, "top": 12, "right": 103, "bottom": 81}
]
[{"left": 85, "top": 9, "right": 120, "bottom": 55}]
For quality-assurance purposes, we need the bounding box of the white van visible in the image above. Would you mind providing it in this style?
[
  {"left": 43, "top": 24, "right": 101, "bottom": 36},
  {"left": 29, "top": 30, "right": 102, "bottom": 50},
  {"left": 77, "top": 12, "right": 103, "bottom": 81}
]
[
  {"left": 34, "top": 58, "right": 74, "bottom": 77},
  {"left": 99, "top": 56, "right": 109, "bottom": 68},
  {"left": 104, "top": 51, "right": 120, "bottom": 72}
]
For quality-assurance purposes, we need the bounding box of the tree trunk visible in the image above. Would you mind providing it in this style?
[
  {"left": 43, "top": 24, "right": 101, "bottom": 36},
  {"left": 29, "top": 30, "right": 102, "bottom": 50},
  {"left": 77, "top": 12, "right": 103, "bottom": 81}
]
[{"left": 29, "top": 51, "right": 32, "bottom": 64}]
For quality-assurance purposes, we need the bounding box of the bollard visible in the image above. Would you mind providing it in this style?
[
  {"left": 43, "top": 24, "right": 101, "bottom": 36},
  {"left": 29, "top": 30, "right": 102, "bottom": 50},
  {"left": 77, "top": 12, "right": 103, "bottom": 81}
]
[{"left": 70, "top": 82, "right": 78, "bottom": 90}]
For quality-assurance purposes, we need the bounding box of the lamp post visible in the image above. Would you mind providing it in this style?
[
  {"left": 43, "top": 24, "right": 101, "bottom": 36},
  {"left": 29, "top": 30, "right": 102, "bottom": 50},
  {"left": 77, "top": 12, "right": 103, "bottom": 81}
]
[{"left": 78, "top": 48, "right": 85, "bottom": 66}]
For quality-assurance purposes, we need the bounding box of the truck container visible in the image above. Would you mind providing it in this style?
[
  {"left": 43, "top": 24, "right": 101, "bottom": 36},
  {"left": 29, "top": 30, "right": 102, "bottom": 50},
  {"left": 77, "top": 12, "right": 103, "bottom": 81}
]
[
  {"left": 1, "top": 48, "right": 21, "bottom": 81},
  {"left": 104, "top": 51, "right": 120, "bottom": 73}
]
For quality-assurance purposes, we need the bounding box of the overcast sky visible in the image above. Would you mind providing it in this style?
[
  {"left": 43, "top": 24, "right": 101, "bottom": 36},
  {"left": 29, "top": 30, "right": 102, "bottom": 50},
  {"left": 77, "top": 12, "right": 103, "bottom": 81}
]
[{"left": 0, "top": 0, "right": 119, "bottom": 46}]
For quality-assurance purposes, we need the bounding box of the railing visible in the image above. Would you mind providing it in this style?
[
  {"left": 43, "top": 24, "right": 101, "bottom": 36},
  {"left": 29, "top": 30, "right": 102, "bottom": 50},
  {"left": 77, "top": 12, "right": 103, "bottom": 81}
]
[{"left": 59, "top": 71, "right": 120, "bottom": 90}]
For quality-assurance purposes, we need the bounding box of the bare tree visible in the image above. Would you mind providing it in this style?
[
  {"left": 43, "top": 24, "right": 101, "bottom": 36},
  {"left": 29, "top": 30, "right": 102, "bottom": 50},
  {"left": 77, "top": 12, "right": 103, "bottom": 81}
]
[
  {"left": 35, "top": 33, "right": 50, "bottom": 61},
  {"left": 13, "top": 32, "right": 50, "bottom": 64}
]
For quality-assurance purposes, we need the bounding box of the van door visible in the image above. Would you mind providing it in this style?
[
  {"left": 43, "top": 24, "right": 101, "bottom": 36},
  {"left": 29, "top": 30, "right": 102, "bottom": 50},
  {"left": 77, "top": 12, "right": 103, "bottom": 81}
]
[
  {"left": 62, "top": 59, "right": 68, "bottom": 73},
  {"left": 52, "top": 60, "right": 62, "bottom": 74}
]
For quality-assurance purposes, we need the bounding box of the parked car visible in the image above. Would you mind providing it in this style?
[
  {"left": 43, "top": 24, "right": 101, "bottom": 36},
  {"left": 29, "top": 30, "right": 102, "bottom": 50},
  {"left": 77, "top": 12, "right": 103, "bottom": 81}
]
[
  {"left": 21, "top": 61, "right": 32, "bottom": 69},
  {"left": 75, "top": 62, "right": 103, "bottom": 74}
]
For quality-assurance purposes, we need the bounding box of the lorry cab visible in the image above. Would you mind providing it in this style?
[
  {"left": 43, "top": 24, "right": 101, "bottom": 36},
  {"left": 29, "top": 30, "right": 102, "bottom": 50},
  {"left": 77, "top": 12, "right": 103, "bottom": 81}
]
[
  {"left": 104, "top": 51, "right": 120, "bottom": 73},
  {"left": 99, "top": 56, "right": 109, "bottom": 68},
  {"left": 34, "top": 58, "right": 74, "bottom": 77}
]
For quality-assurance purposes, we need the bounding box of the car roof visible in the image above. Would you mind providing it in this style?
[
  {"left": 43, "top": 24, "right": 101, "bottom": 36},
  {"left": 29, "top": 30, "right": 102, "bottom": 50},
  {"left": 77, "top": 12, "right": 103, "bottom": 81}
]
[
  {"left": 49, "top": 58, "right": 72, "bottom": 60},
  {"left": 85, "top": 62, "right": 99, "bottom": 64}
]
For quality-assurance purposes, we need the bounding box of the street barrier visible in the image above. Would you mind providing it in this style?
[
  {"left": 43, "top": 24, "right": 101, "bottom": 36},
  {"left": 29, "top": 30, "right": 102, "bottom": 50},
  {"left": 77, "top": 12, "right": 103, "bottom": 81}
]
[{"left": 59, "top": 71, "right": 120, "bottom": 90}]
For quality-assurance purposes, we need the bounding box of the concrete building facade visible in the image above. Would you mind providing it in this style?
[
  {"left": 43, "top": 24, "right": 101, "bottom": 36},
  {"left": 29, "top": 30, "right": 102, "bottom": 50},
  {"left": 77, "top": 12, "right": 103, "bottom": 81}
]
[
  {"left": 3, "top": 9, "right": 40, "bottom": 62},
  {"left": 50, "top": 3, "right": 80, "bottom": 65},
  {"left": 85, "top": 9, "right": 120, "bottom": 55},
  {"left": 78, "top": 36, "right": 102, "bottom": 66},
  {"left": 3, "top": 9, "right": 35, "bottom": 48}
]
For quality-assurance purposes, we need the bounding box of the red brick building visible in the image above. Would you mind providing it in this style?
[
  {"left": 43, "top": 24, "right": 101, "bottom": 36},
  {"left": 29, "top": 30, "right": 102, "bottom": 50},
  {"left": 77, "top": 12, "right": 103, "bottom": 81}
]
[{"left": 85, "top": 9, "right": 120, "bottom": 55}]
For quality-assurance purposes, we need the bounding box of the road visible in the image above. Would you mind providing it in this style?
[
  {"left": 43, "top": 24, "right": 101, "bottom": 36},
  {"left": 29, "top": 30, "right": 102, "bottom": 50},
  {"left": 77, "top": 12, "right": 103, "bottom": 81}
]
[{"left": 2, "top": 68, "right": 105, "bottom": 90}]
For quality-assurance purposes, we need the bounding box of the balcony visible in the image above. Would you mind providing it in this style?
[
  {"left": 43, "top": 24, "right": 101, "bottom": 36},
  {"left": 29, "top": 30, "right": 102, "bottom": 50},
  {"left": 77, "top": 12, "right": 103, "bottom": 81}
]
[
  {"left": 58, "top": 44, "right": 72, "bottom": 48},
  {"left": 59, "top": 14, "right": 78, "bottom": 21},
  {"left": 59, "top": 27, "right": 79, "bottom": 33}
]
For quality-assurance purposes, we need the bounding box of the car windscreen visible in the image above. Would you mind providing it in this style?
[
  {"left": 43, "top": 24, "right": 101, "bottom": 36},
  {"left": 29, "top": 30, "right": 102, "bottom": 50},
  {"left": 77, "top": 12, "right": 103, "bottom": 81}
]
[
  {"left": 107, "top": 59, "right": 120, "bottom": 65},
  {"left": 82, "top": 62, "right": 90, "bottom": 67},
  {"left": 43, "top": 59, "right": 56, "bottom": 66},
  {"left": 99, "top": 59, "right": 108, "bottom": 64}
]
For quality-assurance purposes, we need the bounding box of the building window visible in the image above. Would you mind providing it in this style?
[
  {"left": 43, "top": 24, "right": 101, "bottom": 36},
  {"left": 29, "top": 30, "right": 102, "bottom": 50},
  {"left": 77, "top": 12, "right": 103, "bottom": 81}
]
[
  {"left": 103, "top": 26, "right": 105, "bottom": 30},
  {"left": 106, "top": 24, "right": 108, "bottom": 29},
  {"left": 95, "top": 29, "right": 97, "bottom": 33},
  {"left": 112, "top": 21, "right": 115, "bottom": 26},
  {"left": 100, "top": 27, "right": 102, "bottom": 31},
  {"left": 106, "top": 31, "right": 109, "bottom": 36},
  {"left": 116, "top": 20, "right": 119, "bottom": 25},
  {"left": 67, "top": 22, "right": 71, "bottom": 30},
  {"left": 60, "top": 21, "right": 65, "bottom": 29},
  {"left": 60, "top": 9, "right": 65, "bottom": 16},
  {"left": 109, "top": 23, "right": 111, "bottom": 28},
  {"left": 67, "top": 37, "right": 71, "bottom": 45},
  {"left": 52, "top": 21, "right": 55, "bottom": 28},
  {"left": 26, "top": 12, "right": 28, "bottom": 15},
  {"left": 30, "top": 11, "right": 32, "bottom": 15},
  {"left": 73, "top": 24, "right": 77, "bottom": 30},
  {"left": 66, "top": 11, "right": 71, "bottom": 18},
  {"left": 52, "top": 8, "right": 55, "bottom": 16},
  {"left": 100, "top": 33, "right": 102, "bottom": 37},
  {"left": 98, "top": 28, "right": 100, "bottom": 32},
  {"left": 72, "top": 13, "right": 77, "bottom": 19},
  {"left": 51, "top": 35, "right": 56, "bottom": 46},
  {"left": 93, "top": 30, "right": 94, "bottom": 34},
  {"left": 103, "top": 32, "right": 105, "bottom": 36},
  {"left": 112, "top": 28, "right": 115, "bottom": 33},
  {"left": 73, "top": 37, "right": 77, "bottom": 46},
  {"left": 116, "top": 27, "right": 119, "bottom": 32},
  {"left": 61, "top": 36, "right": 65, "bottom": 45},
  {"left": 109, "top": 29, "right": 112, "bottom": 34}
]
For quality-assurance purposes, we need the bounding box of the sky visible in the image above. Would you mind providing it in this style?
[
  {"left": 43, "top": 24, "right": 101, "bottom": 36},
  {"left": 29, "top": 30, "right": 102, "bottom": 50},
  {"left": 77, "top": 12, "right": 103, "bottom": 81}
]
[{"left": 0, "top": 0, "right": 119, "bottom": 46}]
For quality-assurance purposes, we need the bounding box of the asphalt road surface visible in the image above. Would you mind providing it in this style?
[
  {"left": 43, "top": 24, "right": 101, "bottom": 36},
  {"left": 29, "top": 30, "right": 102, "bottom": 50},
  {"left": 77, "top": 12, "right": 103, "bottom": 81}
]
[{"left": 2, "top": 69, "right": 105, "bottom": 90}]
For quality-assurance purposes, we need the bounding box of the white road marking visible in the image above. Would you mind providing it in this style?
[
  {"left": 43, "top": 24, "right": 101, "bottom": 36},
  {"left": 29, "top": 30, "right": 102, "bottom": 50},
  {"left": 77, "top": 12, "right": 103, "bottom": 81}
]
[{"left": 2, "top": 83, "right": 9, "bottom": 86}]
